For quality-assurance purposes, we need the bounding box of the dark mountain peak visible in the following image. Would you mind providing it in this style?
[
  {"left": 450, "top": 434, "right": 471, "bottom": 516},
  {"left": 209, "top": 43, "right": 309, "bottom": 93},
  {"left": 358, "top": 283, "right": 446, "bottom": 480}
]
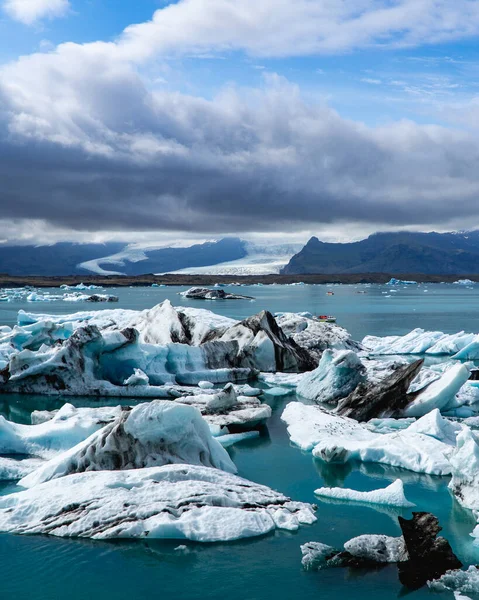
[{"left": 282, "top": 230, "right": 479, "bottom": 275}]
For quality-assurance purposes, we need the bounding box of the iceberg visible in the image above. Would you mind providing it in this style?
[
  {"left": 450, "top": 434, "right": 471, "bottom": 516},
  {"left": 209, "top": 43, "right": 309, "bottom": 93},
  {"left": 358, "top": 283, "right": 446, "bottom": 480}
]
[
  {"left": 296, "top": 349, "right": 365, "bottom": 405},
  {"left": 386, "top": 278, "right": 417, "bottom": 285},
  {"left": 0, "top": 403, "right": 122, "bottom": 458},
  {"left": 300, "top": 542, "right": 337, "bottom": 570},
  {"left": 0, "top": 464, "right": 316, "bottom": 541},
  {"left": 275, "top": 312, "right": 360, "bottom": 363},
  {"left": 337, "top": 359, "right": 424, "bottom": 421},
  {"left": 0, "top": 456, "right": 43, "bottom": 481},
  {"left": 448, "top": 428, "right": 479, "bottom": 536},
  {"left": 282, "top": 403, "right": 458, "bottom": 475},
  {"left": 344, "top": 534, "right": 407, "bottom": 563},
  {"left": 2, "top": 303, "right": 320, "bottom": 396},
  {"left": 19, "top": 401, "right": 237, "bottom": 488},
  {"left": 428, "top": 566, "right": 479, "bottom": 596},
  {"left": 179, "top": 287, "right": 254, "bottom": 300},
  {"left": 301, "top": 534, "right": 406, "bottom": 571},
  {"left": 363, "top": 328, "right": 478, "bottom": 358},
  {"left": 403, "top": 363, "right": 471, "bottom": 417},
  {"left": 314, "top": 479, "right": 414, "bottom": 508}
]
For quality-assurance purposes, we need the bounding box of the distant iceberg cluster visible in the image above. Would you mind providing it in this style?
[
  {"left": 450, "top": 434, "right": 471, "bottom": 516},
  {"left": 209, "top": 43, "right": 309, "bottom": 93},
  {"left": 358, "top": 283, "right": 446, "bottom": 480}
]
[{"left": 0, "top": 284, "right": 118, "bottom": 303}]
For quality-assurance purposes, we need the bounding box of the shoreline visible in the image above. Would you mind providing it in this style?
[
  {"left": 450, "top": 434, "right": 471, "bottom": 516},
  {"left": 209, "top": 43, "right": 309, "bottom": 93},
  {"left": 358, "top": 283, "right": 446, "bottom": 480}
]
[{"left": 0, "top": 272, "right": 477, "bottom": 287}]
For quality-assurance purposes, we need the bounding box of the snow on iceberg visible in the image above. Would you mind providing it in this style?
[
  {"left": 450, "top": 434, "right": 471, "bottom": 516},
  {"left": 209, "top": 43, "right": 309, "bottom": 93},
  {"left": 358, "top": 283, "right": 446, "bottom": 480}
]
[
  {"left": 0, "top": 464, "right": 316, "bottom": 541},
  {"left": 296, "top": 349, "right": 365, "bottom": 405},
  {"left": 19, "top": 401, "right": 237, "bottom": 488},
  {"left": 314, "top": 479, "right": 415, "bottom": 508}
]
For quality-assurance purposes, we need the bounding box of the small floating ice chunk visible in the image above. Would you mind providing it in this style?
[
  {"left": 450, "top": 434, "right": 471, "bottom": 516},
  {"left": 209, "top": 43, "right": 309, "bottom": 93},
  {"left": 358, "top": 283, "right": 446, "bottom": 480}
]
[
  {"left": 314, "top": 479, "right": 414, "bottom": 508},
  {"left": 428, "top": 566, "right": 479, "bottom": 596},
  {"left": 123, "top": 368, "right": 149, "bottom": 386},
  {"left": 344, "top": 534, "right": 407, "bottom": 563},
  {"left": 300, "top": 542, "right": 336, "bottom": 570},
  {"left": 198, "top": 381, "right": 214, "bottom": 389}
]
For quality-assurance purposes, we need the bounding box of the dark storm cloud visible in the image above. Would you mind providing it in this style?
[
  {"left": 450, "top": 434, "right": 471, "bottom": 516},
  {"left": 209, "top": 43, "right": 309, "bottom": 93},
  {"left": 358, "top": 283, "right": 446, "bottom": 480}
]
[{"left": 1, "top": 55, "right": 479, "bottom": 235}]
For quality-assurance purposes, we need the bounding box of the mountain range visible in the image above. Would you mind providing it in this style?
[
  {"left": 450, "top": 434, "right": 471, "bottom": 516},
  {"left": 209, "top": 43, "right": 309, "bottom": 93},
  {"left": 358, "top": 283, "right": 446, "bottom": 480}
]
[
  {"left": 281, "top": 231, "right": 479, "bottom": 275},
  {"left": 3, "top": 231, "right": 479, "bottom": 276}
]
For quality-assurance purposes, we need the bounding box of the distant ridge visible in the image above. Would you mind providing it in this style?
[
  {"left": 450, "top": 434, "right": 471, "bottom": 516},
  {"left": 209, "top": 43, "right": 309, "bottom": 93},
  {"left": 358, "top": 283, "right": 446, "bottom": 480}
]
[{"left": 282, "top": 231, "right": 479, "bottom": 275}]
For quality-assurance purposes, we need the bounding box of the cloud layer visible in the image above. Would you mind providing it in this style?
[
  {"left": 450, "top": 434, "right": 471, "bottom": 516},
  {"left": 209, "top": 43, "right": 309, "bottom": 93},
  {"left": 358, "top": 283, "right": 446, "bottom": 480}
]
[
  {"left": 1, "top": 0, "right": 479, "bottom": 238},
  {"left": 3, "top": 0, "right": 69, "bottom": 24}
]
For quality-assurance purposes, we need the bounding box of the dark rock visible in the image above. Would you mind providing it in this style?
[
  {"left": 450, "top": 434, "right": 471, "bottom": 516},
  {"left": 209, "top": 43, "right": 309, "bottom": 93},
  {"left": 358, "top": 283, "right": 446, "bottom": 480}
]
[
  {"left": 397, "top": 512, "right": 462, "bottom": 590},
  {"left": 336, "top": 359, "right": 424, "bottom": 422}
]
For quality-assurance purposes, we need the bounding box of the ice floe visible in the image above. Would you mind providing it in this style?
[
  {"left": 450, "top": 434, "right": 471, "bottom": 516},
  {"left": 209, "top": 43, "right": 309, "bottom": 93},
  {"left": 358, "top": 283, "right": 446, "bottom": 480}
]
[
  {"left": 0, "top": 464, "right": 316, "bottom": 541},
  {"left": 314, "top": 479, "right": 414, "bottom": 507},
  {"left": 282, "top": 403, "right": 460, "bottom": 475}
]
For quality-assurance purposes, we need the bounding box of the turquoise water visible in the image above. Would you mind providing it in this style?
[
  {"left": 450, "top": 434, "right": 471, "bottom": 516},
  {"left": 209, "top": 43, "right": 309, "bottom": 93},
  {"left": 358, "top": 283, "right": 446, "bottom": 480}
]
[{"left": 0, "top": 284, "right": 479, "bottom": 599}]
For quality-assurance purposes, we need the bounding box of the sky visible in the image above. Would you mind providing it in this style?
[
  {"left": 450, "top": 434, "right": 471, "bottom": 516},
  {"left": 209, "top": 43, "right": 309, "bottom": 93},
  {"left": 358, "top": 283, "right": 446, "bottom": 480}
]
[{"left": 2, "top": 0, "right": 479, "bottom": 247}]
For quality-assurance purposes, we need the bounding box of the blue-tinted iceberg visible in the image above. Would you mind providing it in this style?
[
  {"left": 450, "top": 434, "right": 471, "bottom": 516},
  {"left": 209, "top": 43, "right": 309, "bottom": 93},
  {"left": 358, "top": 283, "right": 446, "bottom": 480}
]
[{"left": 296, "top": 349, "right": 365, "bottom": 404}]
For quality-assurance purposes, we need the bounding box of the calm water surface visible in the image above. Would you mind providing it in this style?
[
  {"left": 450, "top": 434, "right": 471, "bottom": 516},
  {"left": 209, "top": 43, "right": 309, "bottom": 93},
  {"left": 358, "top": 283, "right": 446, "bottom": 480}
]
[{"left": 0, "top": 283, "right": 478, "bottom": 600}]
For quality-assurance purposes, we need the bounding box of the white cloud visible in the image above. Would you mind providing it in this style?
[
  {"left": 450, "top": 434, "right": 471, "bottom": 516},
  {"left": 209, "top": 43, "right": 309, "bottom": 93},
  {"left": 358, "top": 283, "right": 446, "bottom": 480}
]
[
  {"left": 361, "top": 77, "right": 382, "bottom": 84},
  {"left": 112, "top": 0, "right": 479, "bottom": 61},
  {"left": 1, "top": 1, "right": 479, "bottom": 238},
  {"left": 3, "top": 0, "right": 70, "bottom": 25}
]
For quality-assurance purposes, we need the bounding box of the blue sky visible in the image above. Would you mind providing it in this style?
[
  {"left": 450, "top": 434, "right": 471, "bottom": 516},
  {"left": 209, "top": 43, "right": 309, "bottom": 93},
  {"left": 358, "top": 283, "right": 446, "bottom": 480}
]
[{"left": 1, "top": 0, "right": 479, "bottom": 245}]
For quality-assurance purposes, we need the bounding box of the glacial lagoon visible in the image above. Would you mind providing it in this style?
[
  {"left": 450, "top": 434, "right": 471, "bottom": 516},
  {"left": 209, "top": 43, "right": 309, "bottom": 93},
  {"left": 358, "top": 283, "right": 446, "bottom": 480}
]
[{"left": 1, "top": 282, "right": 479, "bottom": 600}]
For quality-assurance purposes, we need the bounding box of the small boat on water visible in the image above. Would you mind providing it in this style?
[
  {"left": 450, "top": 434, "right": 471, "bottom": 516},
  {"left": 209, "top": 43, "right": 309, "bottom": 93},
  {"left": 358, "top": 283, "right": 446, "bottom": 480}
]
[
  {"left": 326, "top": 291, "right": 334, "bottom": 296},
  {"left": 317, "top": 315, "right": 337, "bottom": 323}
]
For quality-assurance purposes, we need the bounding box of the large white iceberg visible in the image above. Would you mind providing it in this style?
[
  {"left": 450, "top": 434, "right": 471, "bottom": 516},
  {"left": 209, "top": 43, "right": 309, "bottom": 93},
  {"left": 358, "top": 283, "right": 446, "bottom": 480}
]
[
  {"left": 314, "top": 479, "right": 414, "bottom": 507},
  {"left": 0, "top": 464, "right": 316, "bottom": 541},
  {"left": 282, "top": 403, "right": 459, "bottom": 475},
  {"left": 19, "top": 401, "right": 237, "bottom": 488}
]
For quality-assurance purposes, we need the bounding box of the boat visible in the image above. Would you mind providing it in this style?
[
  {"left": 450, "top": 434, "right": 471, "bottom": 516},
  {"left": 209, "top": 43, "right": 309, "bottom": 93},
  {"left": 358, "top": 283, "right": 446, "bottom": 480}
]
[
  {"left": 317, "top": 315, "right": 337, "bottom": 323},
  {"left": 326, "top": 291, "right": 334, "bottom": 296}
]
